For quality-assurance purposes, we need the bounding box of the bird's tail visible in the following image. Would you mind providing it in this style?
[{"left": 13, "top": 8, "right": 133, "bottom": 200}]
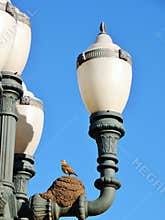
[{"left": 74, "top": 173, "right": 78, "bottom": 176}]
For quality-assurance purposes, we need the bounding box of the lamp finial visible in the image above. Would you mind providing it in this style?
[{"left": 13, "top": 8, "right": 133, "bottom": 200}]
[{"left": 100, "top": 22, "right": 106, "bottom": 34}]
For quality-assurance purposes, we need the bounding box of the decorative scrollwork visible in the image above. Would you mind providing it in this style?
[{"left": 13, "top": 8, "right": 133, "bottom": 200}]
[
  {"left": 13, "top": 175, "right": 27, "bottom": 193},
  {"left": 89, "top": 119, "right": 125, "bottom": 138},
  {"left": 20, "top": 96, "right": 31, "bottom": 105},
  {"left": 96, "top": 134, "right": 119, "bottom": 156},
  {"left": 77, "top": 48, "right": 132, "bottom": 68}
]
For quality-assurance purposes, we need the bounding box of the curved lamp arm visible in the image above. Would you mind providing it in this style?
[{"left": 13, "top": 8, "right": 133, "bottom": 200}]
[
  {"left": 87, "top": 187, "right": 116, "bottom": 216},
  {"left": 87, "top": 111, "right": 124, "bottom": 217}
]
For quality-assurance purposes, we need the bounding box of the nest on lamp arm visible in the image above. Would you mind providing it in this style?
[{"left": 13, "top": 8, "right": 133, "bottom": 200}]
[{"left": 40, "top": 176, "right": 85, "bottom": 207}]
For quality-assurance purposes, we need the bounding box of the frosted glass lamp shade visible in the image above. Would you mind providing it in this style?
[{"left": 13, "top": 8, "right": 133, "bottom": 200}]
[
  {"left": 77, "top": 57, "right": 132, "bottom": 114},
  {"left": 77, "top": 23, "right": 132, "bottom": 114},
  {"left": 15, "top": 93, "right": 44, "bottom": 156},
  {"left": 3, "top": 11, "right": 31, "bottom": 75},
  {"left": 0, "top": 3, "right": 16, "bottom": 71}
]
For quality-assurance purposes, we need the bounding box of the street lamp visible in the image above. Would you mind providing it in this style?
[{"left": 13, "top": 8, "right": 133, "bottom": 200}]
[
  {"left": 76, "top": 22, "right": 132, "bottom": 217},
  {"left": 0, "top": 1, "right": 132, "bottom": 220}
]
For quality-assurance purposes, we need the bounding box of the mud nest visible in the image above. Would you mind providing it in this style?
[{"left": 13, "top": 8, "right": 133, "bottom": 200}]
[{"left": 40, "top": 176, "right": 85, "bottom": 207}]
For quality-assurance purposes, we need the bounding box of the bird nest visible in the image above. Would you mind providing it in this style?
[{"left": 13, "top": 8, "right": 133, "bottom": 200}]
[{"left": 40, "top": 176, "right": 85, "bottom": 207}]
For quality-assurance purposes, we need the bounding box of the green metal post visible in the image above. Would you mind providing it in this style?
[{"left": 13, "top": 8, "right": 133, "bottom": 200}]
[{"left": 0, "top": 72, "right": 23, "bottom": 219}]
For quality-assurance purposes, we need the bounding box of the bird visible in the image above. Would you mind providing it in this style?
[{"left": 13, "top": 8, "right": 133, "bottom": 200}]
[{"left": 61, "top": 160, "right": 78, "bottom": 176}]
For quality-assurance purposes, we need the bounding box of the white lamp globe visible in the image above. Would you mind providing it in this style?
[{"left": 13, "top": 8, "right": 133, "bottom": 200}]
[
  {"left": 3, "top": 8, "right": 31, "bottom": 75},
  {"left": 77, "top": 23, "right": 132, "bottom": 114},
  {"left": 0, "top": 1, "right": 16, "bottom": 71},
  {"left": 15, "top": 84, "right": 44, "bottom": 156}
]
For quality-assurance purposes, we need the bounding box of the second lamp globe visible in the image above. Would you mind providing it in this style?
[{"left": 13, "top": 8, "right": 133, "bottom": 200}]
[
  {"left": 15, "top": 84, "right": 44, "bottom": 156},
  {"left": 77, "top": 23, "right": 132, "bottom": 114},
  {"left": 0, "top": 0, "right": 31, "bottom": 75}
]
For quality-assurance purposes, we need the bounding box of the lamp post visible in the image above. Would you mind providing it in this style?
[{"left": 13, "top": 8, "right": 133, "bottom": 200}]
[{"left": 0, "top": 0, "right": 132, "bottom": 219}]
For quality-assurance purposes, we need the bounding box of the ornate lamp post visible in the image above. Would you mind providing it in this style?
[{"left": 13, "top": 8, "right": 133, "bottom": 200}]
[
  {"left": 0, "top": 0, "right": 132, "bottom": 219},
  {"left": 76, "top": 22, "right": 132, "bottom": 218}
]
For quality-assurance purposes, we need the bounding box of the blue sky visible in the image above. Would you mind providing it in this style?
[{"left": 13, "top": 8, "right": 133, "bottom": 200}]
[{"left": 12, "top": 0, "right": 165, "bottom": 219}]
